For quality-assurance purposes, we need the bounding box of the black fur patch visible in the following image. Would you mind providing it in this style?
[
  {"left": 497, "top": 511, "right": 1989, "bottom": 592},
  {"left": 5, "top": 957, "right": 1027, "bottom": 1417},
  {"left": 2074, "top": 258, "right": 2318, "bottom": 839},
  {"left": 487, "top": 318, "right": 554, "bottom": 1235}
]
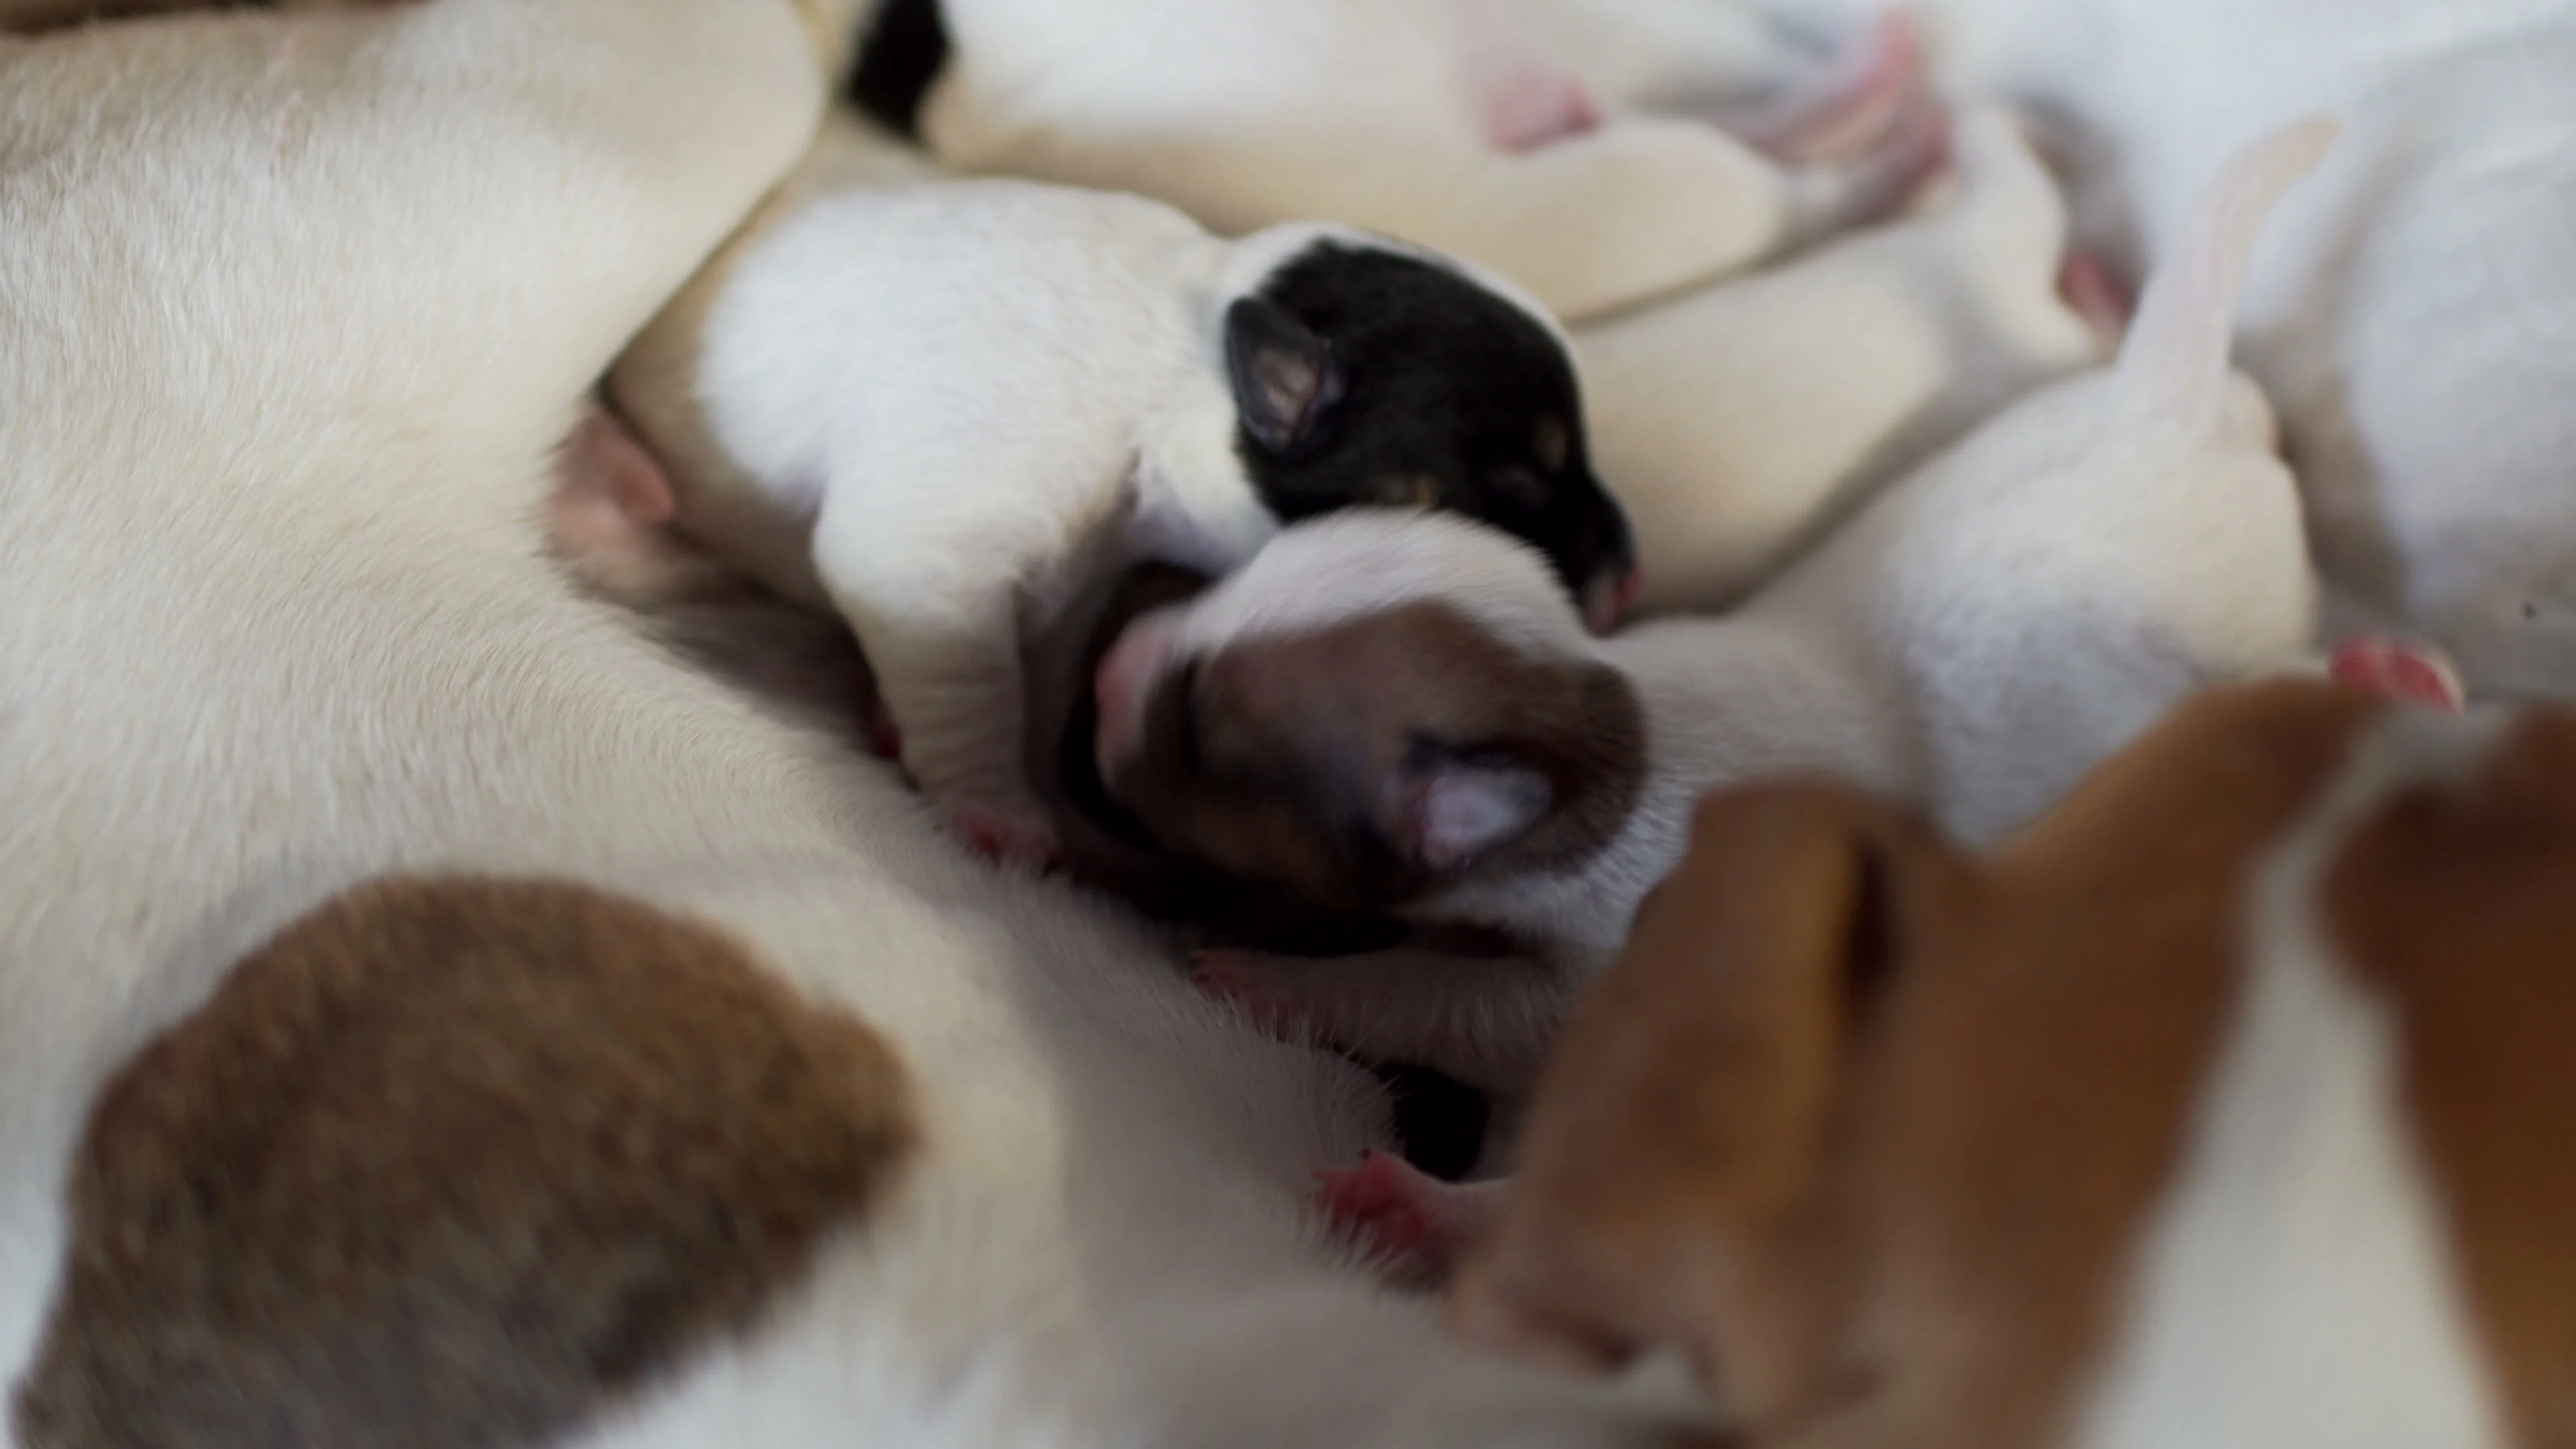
[
  {"left": 847, "top": 0, "right": 951, "bottom": 138},
  {"left": 1233, "top": 242, "right": 1635, "bottom": 604}
]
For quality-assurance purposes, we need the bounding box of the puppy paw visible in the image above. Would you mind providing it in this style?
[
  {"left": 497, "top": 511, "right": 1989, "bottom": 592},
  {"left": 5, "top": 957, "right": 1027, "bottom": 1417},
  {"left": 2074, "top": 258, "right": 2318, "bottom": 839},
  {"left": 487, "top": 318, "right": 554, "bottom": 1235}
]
[
  {"left": 2330, "top": 637, "right": 2468, "bottom": 712},
  {"left": 1313, "top": 1151, "right": 1499, "bottom": 1292},
  {"left": 1188, "top": 950, "right": 1301, "bottom": 1035},
  {"left": 942, "top": 800, "right": 1061, "bottom": 870},
  {"left": 1746, "top": 9, "right": 1926, "bottom": 164}
]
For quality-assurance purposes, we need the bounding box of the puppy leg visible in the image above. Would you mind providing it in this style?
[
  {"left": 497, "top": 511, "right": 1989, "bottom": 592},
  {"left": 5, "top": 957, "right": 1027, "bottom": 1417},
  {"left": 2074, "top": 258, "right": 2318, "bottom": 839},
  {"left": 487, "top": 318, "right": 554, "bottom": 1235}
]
[
  {"left": 1409, "top": 108, "right": 1938, "bottom": 323},
  {"left": 811, "top": 484, "right": 1061, "bottom": 867},
  {"left": 1725, "top": 9, "right": 1924, "bottom": 166},
  {"left": 1189, "top": 947, "right": 1575, "bottom": 1099}
]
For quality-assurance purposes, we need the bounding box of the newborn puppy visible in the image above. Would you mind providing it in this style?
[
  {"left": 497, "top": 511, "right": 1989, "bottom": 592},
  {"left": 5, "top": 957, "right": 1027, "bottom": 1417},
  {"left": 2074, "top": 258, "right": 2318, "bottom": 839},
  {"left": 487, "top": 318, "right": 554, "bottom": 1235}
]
[
  {"left": 610, "top": 119, "right": 1635, "bottom": 865},
  {"left": 1582, "top": 104, "right": 2106, "bottom": 614},
  {"left": 1091, "top": 115, "right": 2334, "bottom": 1142},
  {"left": 1453, "top": 678, "right": 2571, "bottom": 1448},
  {"left": 855, "top": 0, "right": 1947, "bottom": 323}
]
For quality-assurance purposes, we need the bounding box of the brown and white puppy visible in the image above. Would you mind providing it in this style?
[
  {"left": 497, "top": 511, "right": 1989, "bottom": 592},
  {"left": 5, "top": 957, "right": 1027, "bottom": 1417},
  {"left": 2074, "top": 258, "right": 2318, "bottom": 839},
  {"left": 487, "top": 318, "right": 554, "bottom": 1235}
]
[
  {"left": 1452, "top": 676, "right": 2571, "bottom": 1449},
  {"left": 1090, "top": 116, "right": 2338, "bottom": 1105}
]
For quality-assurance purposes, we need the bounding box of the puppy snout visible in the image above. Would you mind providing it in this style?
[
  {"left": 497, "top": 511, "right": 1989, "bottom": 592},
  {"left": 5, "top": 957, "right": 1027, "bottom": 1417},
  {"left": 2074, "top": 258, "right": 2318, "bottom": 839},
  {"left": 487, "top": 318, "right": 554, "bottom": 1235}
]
[{"left": 1093, "top": 619, "right": 1177, "bottom": 776}]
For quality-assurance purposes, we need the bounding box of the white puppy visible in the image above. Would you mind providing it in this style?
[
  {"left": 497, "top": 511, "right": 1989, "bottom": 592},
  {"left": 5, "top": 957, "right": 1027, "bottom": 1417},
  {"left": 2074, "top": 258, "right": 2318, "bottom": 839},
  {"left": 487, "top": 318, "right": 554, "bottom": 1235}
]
[
  {"left": 1579, "top": 103, "right": 2103, "bottom": 613},
  {"left": 1790, "top": 0, "right": 2576, "bottom": 698},
  {"left": 863, "top": 0, "right": 1945, "bottom": 323},
  {"left": 0, "top": 4, "right": 1707, "bottom": 1446},
  {"left": 611, "top": 116, "right": 1636, "bottom": 865},
  {"left": 1089, "top": 117, "right": 2333, "bottom": 1116}
]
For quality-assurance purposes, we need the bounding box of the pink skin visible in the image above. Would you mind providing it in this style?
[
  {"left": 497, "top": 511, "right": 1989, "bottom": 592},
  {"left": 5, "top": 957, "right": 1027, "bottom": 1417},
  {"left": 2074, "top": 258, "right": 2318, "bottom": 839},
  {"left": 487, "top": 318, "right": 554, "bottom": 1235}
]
[
  {"left": 1479, "top": 9, "right": 1926, "bottom": 170},
  {"left": 545, "top": 405, "right": 713, "bottom": 602},
  {"left": 1313, "top": 1151, "right": 1503, "bottom": 1291},
  {"left": 946, "top": 802, "right": 1060, "bottom": 870},
  {"left": 1187, "top": 958, "right": 1502, "bottom": 1289},
  {"left": 2330, "top": 637, "right": 2469, "bottom": 712},
  {"left": 1483, "top": 62, "right": 1605, "bottom": 153},
  {"left": 2058, "top": 251, "right": 2137, "bottom": 356},
  {"left": 547, "top": 407, "right": 922, "bottom": 757},
  {"left": 1092, "top": 612, "right": 1179, "bottom": 775},
  {"left": 1734, "top": 9, "right": 1927, "bottom": 166}
]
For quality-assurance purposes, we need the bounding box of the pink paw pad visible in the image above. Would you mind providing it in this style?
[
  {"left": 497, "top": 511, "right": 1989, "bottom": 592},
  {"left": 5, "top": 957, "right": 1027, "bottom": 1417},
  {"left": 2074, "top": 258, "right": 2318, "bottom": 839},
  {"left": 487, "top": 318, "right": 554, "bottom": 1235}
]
[
  {"left": 945, "top": 802, "right": 1060, "bottom": 869},
  {"left": 1758, "top": 9, "right": 1926, "bottom": 164},
  {"left": 1316, "top": 1151, "right": 1442, "bottom": 1260},
  {"left": 2331, "top": 638, "right": 2467, "bottom": 712}
]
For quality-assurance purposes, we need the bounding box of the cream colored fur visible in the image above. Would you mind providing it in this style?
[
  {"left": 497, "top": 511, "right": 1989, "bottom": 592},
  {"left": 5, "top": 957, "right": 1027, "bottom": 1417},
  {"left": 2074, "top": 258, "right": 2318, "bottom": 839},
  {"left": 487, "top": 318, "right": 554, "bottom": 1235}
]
[{"left": 0, "top": 4, "right": 1701, "bottom": 1444}]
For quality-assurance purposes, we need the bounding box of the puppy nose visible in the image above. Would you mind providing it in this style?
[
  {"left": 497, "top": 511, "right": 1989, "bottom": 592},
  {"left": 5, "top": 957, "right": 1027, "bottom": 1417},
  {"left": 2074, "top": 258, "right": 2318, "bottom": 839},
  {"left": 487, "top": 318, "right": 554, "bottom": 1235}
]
[{"left": 1093, "top": 621, "right": 1177, "bottom": 774}]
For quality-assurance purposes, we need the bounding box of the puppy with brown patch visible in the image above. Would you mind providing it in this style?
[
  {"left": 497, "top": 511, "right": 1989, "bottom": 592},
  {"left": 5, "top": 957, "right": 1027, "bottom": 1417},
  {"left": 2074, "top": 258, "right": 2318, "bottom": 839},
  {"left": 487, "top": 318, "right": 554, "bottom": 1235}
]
[
  {"left": 1091, "top": 118, "right": 2336, "bottom": 1111},
  {"left": 1452, "top": 676, "right": 2574, "bottom": 1448}
]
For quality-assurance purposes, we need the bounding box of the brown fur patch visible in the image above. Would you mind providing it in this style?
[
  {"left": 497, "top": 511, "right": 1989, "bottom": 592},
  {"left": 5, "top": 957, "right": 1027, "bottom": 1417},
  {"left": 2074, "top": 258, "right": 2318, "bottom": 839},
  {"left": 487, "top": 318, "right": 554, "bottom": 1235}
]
[
  {"left": 14, "top": 875, "right": 916, "bottom": 1449},
  {"left": 2326, "top": 708, "right": 2576, "bottom": 1446},
  {"left": 1454, "top": 681, "right": 2383, "bottom": 1446},
  {"left": 1105, "top": 601, "right": 1646, "bottom": 912}
]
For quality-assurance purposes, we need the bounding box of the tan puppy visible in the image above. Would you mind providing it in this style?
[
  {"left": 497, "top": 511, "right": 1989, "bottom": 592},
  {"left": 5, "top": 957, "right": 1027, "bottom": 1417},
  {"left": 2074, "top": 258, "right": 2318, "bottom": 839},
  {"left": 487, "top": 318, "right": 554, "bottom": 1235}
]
[
  {"left": 1455, "top": 678, "right": 2574, "bottom": 1447},
  {"left": 1580, "top": 103, "right": 2102, "bottom": 614}
]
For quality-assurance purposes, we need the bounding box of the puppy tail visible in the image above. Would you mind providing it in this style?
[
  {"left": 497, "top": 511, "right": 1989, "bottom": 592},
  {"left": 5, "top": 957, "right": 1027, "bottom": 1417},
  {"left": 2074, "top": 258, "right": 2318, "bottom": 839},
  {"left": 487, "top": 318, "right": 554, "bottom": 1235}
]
[{"left": 2113, "top": 115, "right": 2339, "bottom": 433}]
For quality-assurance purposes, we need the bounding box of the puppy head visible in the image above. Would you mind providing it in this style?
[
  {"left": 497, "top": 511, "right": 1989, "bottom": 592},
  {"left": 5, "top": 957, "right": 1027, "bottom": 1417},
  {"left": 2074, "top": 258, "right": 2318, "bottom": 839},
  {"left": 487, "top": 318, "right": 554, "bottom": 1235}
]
[
  {"left": 1093, "top": 511, "right": 1647, "bottom": 914},
  {"left": 1220, "top": 229, "right": 1640, "bottom": 631},
  {"left": 1448, "top": 681, "right": 2483, "bottom": 1444}
]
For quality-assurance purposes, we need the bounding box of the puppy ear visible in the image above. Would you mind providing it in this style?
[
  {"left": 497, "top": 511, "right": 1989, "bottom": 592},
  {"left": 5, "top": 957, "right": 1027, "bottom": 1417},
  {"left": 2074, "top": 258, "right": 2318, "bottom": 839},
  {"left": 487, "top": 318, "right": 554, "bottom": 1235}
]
[
  {"left": 1450, "top": 780, "right": 1962, "bottom": 1419},
  {"left": 1406, "top": 757, "right": 1554, "bottom": 873},
  {"left": 1226, "top": 297, "right": 1346, "bottom": 454}
]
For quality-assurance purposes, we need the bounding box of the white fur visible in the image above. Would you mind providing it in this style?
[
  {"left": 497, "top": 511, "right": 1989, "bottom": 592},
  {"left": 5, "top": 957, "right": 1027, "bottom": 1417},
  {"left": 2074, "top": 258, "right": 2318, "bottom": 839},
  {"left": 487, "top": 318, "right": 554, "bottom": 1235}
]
[
  {"left": 1772, "top": 0, "right": 2576, "bottom": 698},
  {"left": 910, "top": 0, "right": 1927, "bottom": 323},
  {"left": 0, "top": 5, "right": 1706, "bottom": 1444},
  {"left": 1128, "top": 117, "right": 2330, "bottom": 1093},
  {"left": 1578, "top": 102, "right": 2098, "bottom": 613},
  {"left": 2072, "top": 708, "right": 2512, "bottom": 1449},
  {"left": 613, "top": 122, "right": 1574, "bottom": 851}
]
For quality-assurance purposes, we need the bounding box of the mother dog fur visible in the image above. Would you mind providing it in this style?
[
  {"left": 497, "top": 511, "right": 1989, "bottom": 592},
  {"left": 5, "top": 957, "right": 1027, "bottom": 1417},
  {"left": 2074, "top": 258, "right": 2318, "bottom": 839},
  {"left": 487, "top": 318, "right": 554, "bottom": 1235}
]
[{"left": 0, "top": 3, "right": 1701, "bottom": 1445}]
